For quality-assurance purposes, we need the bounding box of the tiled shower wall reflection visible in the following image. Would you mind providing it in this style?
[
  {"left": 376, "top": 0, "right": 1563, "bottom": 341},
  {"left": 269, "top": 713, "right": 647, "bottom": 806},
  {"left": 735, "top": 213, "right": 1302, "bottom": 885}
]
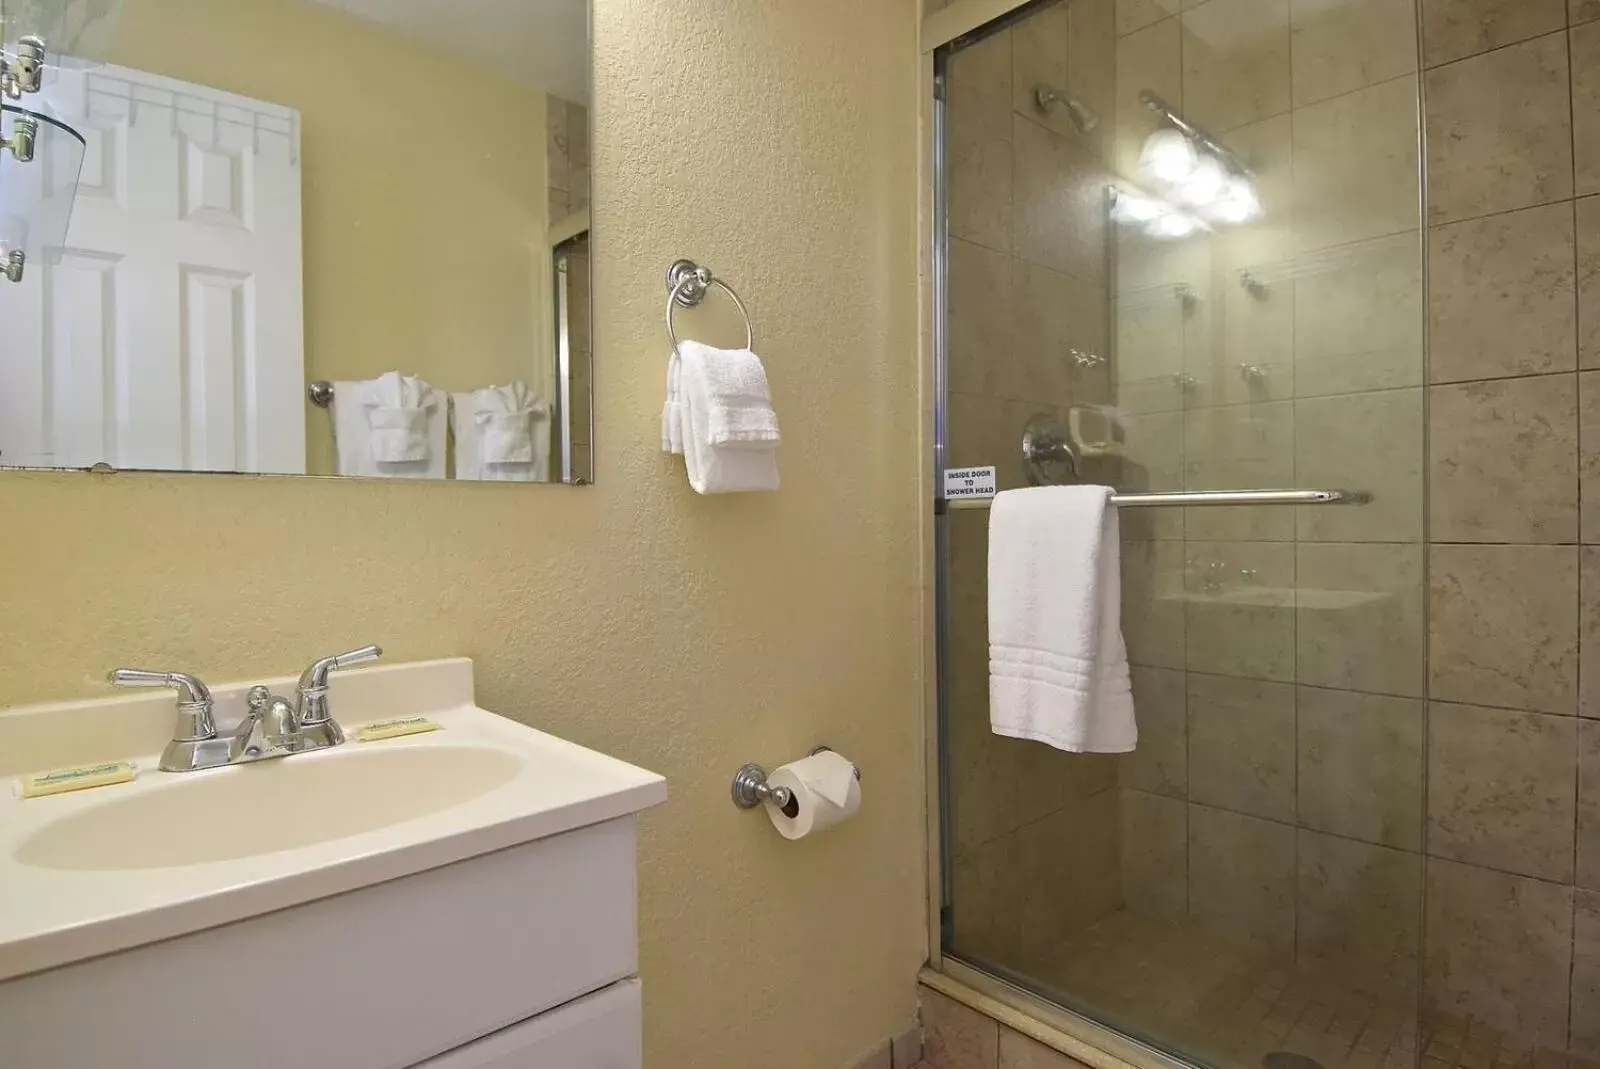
[
  {"left": 940, "top": 0, "right": 1600, "bottom": 1062},
  {"left": 1109, "top": 0, "right": 1429, "bottom": 1036}
]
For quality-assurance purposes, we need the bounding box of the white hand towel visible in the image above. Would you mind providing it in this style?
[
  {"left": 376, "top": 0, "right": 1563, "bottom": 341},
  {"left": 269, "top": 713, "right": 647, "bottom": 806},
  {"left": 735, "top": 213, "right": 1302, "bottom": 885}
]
[
  {"left": 987, "top": 485, "right": 1137, "bottom": 754},
  {"left": 367, "top": 406, "right": 431, "bottom": 462},
  {"left": 661, "top": 350, "right": 685, "bottom": 454},
  {"left": 676, "top": 341, "right": 779, "bottom": 494},
  {"left": 449, "top": 384, "right": 550, "bottom": 482},
  {"left": 330, "top": 372, "right": 446, "bottom": 478}
]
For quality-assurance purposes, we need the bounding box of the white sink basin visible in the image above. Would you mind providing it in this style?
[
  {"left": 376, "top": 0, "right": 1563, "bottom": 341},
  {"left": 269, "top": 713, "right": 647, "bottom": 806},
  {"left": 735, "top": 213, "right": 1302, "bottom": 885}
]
[
  {"left": 17, "top": 745, "right": 523, "bottom": 871},
  {"left": 0, "top": 657, "right": 668, "bottom": 984}
]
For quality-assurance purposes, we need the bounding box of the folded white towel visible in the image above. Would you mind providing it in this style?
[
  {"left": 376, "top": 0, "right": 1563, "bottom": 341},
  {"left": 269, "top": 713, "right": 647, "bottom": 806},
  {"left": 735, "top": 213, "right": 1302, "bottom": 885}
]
[
  {"left": 368, "top": 406, "right": 431, "bottom": 462},
  {"left": 449, "top": 383, "right": 550, "bottom": 482},
  {"left": 673, "top": 341, "right": 779, "bottom": 494},
  {"left": 330, "top": 372, "right": 446, "bottom": 478},
  {"left": 662, "top": 350, "right": 685, "bottom": 454},
  {"left": 987, "top": 486, "right": 1137, "bottom": 754}
]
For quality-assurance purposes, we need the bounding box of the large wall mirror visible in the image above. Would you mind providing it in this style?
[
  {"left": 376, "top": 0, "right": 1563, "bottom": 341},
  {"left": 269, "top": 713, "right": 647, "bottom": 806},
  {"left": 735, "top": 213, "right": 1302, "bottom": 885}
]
[{"left": 0, "top": 0, "right": 594, "bottom": 484}]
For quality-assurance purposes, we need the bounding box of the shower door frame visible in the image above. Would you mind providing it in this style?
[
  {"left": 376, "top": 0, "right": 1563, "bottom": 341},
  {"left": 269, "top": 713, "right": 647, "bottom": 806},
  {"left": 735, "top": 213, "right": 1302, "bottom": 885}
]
[{"left": 917, "top": 5, "right": 1194, "bottom": 1068}]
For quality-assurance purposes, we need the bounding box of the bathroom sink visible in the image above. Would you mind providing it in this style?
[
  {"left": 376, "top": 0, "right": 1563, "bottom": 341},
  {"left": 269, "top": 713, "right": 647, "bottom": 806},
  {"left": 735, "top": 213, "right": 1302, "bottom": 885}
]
[
  {"left": 0, "top": 657, "right": 668, "bottom": 984},
  {"left": 16, "top": 745, "right": 523, "bottom": 871}
]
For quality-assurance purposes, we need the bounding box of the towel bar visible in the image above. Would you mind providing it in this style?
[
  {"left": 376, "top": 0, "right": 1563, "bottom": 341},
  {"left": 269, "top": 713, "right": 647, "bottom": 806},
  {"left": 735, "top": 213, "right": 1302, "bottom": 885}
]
[
  {"left": 941, "top": 489, "right": 1369, "bottom": 510},
  {"left": 665, "top": 259, "right": 755, "bottom": 353}
]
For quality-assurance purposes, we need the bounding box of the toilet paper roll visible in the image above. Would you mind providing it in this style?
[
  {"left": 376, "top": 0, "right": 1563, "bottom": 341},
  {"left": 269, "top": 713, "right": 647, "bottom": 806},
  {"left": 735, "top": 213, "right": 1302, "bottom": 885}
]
[{"left": 763, "top": 750, "right": 862, "bottom": 840}]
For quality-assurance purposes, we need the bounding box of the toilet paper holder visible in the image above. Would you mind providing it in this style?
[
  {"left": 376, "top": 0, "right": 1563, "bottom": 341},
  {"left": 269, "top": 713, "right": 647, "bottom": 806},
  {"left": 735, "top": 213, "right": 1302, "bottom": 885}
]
[{"left": 731, "top": 746, "right": 861, "bottom": 811}]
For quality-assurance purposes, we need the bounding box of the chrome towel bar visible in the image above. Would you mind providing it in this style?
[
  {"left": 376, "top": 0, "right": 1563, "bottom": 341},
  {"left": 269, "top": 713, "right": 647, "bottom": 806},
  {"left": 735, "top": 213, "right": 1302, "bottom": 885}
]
[{"left": 942, "top": 488, "right": 1369, "bottom": 510}]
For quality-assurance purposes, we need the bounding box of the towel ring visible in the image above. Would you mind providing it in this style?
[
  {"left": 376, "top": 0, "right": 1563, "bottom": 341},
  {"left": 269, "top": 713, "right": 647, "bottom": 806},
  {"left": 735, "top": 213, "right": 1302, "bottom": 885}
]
[{"left": 665, "top": 258, "right": 755, "bottom": 353}]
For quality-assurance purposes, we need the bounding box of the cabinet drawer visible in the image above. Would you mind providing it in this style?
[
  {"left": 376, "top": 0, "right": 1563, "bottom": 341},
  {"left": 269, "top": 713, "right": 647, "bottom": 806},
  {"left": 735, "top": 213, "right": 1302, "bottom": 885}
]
[
  {"left": 415, "top": 980, "right": 641, "bottom": 1069},
  {"left": 0, "top": 817, "right": 639, "bottom": 1069}
]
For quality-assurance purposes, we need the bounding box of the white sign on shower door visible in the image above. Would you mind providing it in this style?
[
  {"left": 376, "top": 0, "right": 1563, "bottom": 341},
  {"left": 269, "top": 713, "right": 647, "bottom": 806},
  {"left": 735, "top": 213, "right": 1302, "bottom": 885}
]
[{"left": 0, "top": 65, "right": 306, "bottom": 473}]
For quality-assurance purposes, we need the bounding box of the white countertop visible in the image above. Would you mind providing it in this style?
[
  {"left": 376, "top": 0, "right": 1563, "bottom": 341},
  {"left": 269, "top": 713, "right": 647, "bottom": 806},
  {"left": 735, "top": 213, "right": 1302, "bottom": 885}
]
[{"left": 0, "top": 658, "right": 667, "bottom": 982}]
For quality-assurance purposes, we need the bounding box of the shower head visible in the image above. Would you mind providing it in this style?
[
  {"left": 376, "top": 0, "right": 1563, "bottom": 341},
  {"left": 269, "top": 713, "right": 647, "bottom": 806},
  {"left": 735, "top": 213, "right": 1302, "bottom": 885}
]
[{"left": 1033, "top": 83, "right": 1101, "bottom": 134}]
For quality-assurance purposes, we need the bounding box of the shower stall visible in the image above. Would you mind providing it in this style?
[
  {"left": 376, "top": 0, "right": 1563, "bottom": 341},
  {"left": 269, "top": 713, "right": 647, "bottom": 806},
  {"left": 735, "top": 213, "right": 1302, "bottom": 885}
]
[{"left": 933, "top": 2, "right": 1593, "bottom": 1068}]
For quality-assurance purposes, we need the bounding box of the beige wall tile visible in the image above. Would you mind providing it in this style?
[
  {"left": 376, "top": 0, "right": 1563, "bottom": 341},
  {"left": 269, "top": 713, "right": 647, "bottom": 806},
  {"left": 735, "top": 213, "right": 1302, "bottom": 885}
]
[
  {"left": 1580, "top": 0, "right": 1600, "bottom": 26},
  {"left": 1211, "top": 114, "right": 1295, "bottom": 275},
  {"left": 1290, "top": 0, "right": 1419, "bottom": 106},
  {"left": 1578, "top": 719, "right": 1600, "bottom": 885},
  {"left": 1293, "top": 233, "right": 1426, "bottom": 397},
  {"left": 1424, "top": 857, "right": 1574, "bottom": 1046},
  {"left": 1123, "top": 539, "right": 1188, "bottom": 668},
  {"left": 1296, "top": 543, "right": 1426, "bottom": 698},
  {"left": 1069, "top": 0, "right": 1118, "bottom": 155},
  {"left": 1014, "top": 260, "right": 1108, "bottom": 408},
  {"left": 1180, "top": 0, "right": 1292, "bottom": 132},
  {"left": 1580, "top": 199, "right": 1600, "bottom": 369},
  {"left": 1430, "top": 545, "right": 1579, "bottom": 714},
  {"left": 1184, "top": 541, "right": 1297, "bottom": 681},
  {"left": 1118, "top": 0, "right": 1183, "bottom": 35},
  {"left": 922, "top": 985, "right": 1000, "bottom": 1069},
  {"left": 849, "top": 1039, "right": 893, "bottom": 1069},
  {"left": 1295, "top": 388, "right": 1426, "bottom": 544},
  {"left": 1184, "top": 401, "right": 1296, "bottom": 541},
  {"left": 1115, "top": 17, "right": 1183, "bottom": 178},
  {"left": 1188, "top": 803, "right": 1298, "bottom": 955},
  {"left": 999, "top": 1030, "right": 1095, "bottom": 1069},
  {"left": 1298, "top": 831, "right": 1424, "bottom": 996},
  {"left": 999, "top": 1030, "right": 1094, "bottom": 1069},
  {"left": 1115, "top": 284, "right": 1190, "bottom": 415},
  {"left": 1428, "top": 702, "right": 1577, "bottom": 882},
  {"left": 992, "top": 797, "right": 1120, "bottom": 952},
  {"left": 1420, "top": 0, "right": 1566, "bottom": 67},
  {"left": 947, "top": 238, "right": 1018, "bottom": 399},
  {"left": 1429, "top": 203, "right": 1578, "bottom": 383},
  {"left": 1118, "top": 410, "right": 1186, "bottom": 541},
  {"left": 1573, "top": 889, "right": 1600, "bottom": 1058},
  {"left": 1575, "top": 23, "right": 1600, "bottom": 196},
  {"left": 1012, "top": 115, "right": 1108, "bottom": 284},
  {"left": 1124, "top": 666, "right": 1188, "bottom": 795},
  {"left": 1012, "top": 4, "right": 1077, "bottom": 144},
  {"left": 1188, "top": 672, "right": 1296, "bottom": 820},
  {"left": 951, "top": 835, "right": 1017, "bottom": 962},
  {"left": 949, "top": 393, "right": 1055, "bottom": 491},
  {"left": 1298, "top": 687, "right": 1425, "bottom": 849},
  {"left": 1293, "top": 76, "right": 1421, "bottom": 253},
  {"left": 1121, "top": 788, "right": 1188, "bottom": 920},
  {"left": 1429, "top": 375, "right": 1580, "bottom": 543},
  {"left": 1585, "top": 548, "right": 1600, "bottom": 715},
  {"left": 949, "top": 29, "right": 1014, "bottom": 253},
  {"left": 1203, "top": 277, "right": 1294, "bottom": 409},
  {"left": 1425, "top": 32, "right": 1574, "bottom": 225}
]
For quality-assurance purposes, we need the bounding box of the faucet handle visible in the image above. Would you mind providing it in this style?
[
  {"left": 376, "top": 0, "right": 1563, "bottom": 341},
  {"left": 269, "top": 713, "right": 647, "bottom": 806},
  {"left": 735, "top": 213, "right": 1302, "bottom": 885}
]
[
  {"left": 296, "top": 645, "right": 382, "bottom": 725},
  {"left": 108, "top": 669, "right": 216, "bottom": 742}
]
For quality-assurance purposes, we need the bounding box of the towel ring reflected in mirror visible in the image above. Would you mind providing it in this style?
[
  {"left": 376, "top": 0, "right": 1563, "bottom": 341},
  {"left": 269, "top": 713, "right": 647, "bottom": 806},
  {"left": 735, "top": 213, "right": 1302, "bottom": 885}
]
[{"left": 664, "top": 258, "right": 756, "bottom": 353}]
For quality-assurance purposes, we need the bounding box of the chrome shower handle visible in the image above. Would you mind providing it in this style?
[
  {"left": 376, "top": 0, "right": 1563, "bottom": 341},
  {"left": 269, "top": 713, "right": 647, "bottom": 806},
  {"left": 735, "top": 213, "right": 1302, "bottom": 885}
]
[{"left": 108, "top": 668, "right": 216, "bottom": 742}]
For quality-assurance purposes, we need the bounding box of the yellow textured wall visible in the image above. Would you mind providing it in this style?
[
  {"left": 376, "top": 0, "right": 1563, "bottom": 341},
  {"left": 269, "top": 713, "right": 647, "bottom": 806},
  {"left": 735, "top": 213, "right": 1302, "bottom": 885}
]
[
  {"left": 0, "top": 1, "right": 925, "bottom": 1065},
  {"left": 109, "top": 0, "right": 551, "bottom": 476}
]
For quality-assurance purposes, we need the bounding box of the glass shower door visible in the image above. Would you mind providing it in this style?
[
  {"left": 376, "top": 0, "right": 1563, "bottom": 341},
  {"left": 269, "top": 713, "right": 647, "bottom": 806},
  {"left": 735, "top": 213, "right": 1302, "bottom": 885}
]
[{"left": 937, "top": 3, "right": 1427, "bottom": 1068}]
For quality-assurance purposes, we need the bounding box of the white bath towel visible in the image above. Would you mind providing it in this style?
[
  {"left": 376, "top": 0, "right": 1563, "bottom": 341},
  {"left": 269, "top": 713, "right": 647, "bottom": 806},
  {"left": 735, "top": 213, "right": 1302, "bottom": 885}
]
[
  {"left": 331, "top": 372, "right": 446, "bottom": 478},
  {"left": 670, "top": 341, "right": 780, "bottom": 494},
  {"left": 449, "top": 383, "right": 550, "bottom": 482},
  {"left": 987, "top": 486, "right": 1137, "bottom": 754}
]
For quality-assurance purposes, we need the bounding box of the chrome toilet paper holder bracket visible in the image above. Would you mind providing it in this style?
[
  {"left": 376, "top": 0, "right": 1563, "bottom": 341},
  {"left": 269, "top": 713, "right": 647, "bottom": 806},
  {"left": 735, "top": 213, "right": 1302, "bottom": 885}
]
[{"left": 730, "top": 746, "right": 861, "bottom": 811}]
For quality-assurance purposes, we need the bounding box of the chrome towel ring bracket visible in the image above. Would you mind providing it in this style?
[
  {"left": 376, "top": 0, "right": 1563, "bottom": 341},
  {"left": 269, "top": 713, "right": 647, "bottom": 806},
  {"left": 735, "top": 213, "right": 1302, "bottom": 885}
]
[{"left": 665, "top": 258, "right": 755, "bottom": 352}]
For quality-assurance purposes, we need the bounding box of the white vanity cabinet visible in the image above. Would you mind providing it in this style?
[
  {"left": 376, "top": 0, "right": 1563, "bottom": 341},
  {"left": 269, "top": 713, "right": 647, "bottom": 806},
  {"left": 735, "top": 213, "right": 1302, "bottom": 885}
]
[{"left": 0, "top": 658, "right": 666, "bottom": 1069}]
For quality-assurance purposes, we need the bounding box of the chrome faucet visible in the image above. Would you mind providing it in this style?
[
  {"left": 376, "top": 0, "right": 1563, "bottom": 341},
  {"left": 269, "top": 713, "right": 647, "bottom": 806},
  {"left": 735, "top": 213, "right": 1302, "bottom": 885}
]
[{"left": 109, "top": 645, "right": 383, "bottom": 773}]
